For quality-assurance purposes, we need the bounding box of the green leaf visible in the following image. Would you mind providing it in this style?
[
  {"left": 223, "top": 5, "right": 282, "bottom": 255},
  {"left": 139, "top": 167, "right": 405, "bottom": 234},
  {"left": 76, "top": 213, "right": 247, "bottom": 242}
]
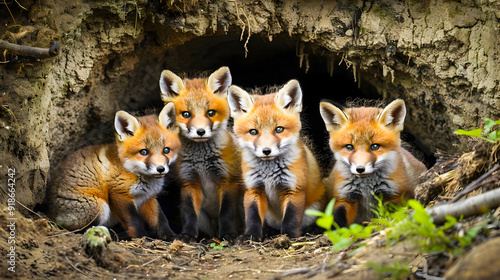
[
  {"left": 305, "top": 209, "right": 325, "bottom": 217},
  {"left": 349, "top": 223, "right": 363, "bottom": 232},
  {"left": 357, "top": 225, "right": 374, "bottom": 239},
  {"left": 443, "top": 215, "right": 457, "bottom": 230},
  {"left": 325, "top": 230, "right": 335, "bottom": 241},
  {"left": 454, "top": 128, "right": 482, "bottom": 137},
  {"left": 316, "top": 215, "right": 334, "bottom": 230},
  {"left": 331, "top": 238, "right": 353, "bottom": 251},
  {"left": 455, "top": 118, "right": 500, "bottom": 142},
  {"left": 407, "top": 199, "right": 424, "bottom": 211},
  {"left": 487, "top": 130, "right": 500, "bottom": 142},
  {"left": 325, "top": 199, "right": 336, "bottom": 216},
  {"left": 483, "top": 118, "right": 499, "bottom": 131}
]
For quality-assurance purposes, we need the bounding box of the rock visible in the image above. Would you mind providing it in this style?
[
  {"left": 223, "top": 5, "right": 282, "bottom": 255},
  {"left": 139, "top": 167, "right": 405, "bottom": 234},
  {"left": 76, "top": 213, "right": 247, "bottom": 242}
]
[
  {"left": 272, "top": 235, "right": 292, "bottom": 249},
  {"left": 445, "top": 237, "right": 500, "bottom": 280}
]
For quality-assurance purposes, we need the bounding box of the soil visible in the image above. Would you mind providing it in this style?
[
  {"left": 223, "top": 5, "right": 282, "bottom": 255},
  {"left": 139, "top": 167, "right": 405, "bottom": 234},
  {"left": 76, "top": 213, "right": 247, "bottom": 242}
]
[
  {"left": 1, "top": 0, "right": 500, "bottom": 279},
  {"left": 1, "top": 204, "right": 499, "bottom": 279},
  {"left": 1, "top": 0, "right": 499, "bottom": 210}
]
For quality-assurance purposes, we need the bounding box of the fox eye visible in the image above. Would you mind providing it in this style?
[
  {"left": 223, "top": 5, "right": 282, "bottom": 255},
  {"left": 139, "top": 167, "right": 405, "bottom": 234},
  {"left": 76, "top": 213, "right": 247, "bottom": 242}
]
[
  {"left": 370, "top": 144, "right": 380, "bottom": 151},
  {"left": 275, "top": 126, "right": 284, "bottom": 134},
  {"left": 139, "top": 149, "right": 148, "bottom": 156},
  {"left": 249, "top": 129, "right": 258, "bottom": 135},
  {"left": 181, "top": 111, "right": 191, "bottom": 118},
  {"left": 345, "top": 144, "right": 354, "bottom": 151},
  {"left": 163, "top": 147, "right": 170, "bottom": 154},
  {"left": 207, "top": 110, "right": 216, "bottom": 117}
]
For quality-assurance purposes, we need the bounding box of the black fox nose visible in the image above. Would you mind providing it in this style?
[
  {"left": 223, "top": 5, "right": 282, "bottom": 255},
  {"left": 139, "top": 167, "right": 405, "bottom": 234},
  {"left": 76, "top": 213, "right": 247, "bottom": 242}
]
[
  {"left": 197, "top": 129, "right": 206, "bottom": 136},
  {"left": 356, "top": 166, "right": 365, "bottom": 173},
  {"left": 157, "top": 166, "right": 165, "bottom": 173},
  {"left": 262, "top": 148, "right": 272, "bottom": 155}
]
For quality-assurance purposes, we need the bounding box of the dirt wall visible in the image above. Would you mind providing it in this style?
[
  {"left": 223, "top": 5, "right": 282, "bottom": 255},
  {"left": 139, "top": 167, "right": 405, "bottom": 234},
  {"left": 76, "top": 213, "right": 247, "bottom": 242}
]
[{"left": 0, "top": 0, "right": 499, "bottom": 209}]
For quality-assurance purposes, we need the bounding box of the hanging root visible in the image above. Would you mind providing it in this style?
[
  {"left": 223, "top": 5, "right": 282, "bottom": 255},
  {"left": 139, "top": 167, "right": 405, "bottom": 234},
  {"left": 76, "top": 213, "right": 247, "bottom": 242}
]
[
  {"left": 234, "top": 0, "right": 251, "bottom": 57},
  {"left": 327, "top": 55, "right": 334, "bottom": 77},
  {"left": 296, "top": 43, "right": 310, "bottom": 73}
]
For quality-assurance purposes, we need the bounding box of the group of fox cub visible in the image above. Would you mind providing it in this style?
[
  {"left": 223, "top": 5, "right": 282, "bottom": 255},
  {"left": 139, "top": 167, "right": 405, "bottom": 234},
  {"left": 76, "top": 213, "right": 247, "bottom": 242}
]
[{"left": 46, "top": 66, "right": 427, "bottom": 242}]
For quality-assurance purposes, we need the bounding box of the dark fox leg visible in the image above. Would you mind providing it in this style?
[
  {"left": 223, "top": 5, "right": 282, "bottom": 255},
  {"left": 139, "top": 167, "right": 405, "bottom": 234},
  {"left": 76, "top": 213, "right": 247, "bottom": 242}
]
[
  {"left": 218, "top": 192, "right": 238, "bottom": 241},
  {"left": 178, "top": 182, "right": 203, "bottom": 242},
  {"left": 333, "top": 199, "right": 360, "bottom": 228},
  {"left": 281, "top": 190, "right": 306, "bottom": 238},
  {"left": 240, "top": 186, "right": 267, "bottom": 242},
  {"left": 140, "top": 198, "right": 176, "bottom": 241}
]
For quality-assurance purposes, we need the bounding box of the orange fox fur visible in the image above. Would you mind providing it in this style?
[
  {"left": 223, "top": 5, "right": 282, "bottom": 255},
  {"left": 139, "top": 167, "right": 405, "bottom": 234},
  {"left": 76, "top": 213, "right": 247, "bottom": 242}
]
[
  {"left": 47, "top": 103, "right": 180, "bottom": 240},
  {"left": 228, "top": 80, "right": 326, "bottom": 240},
  {"left": 159, "top": 67, "right": 243, "bottom": 241},
  {"left": 320, "top": 99, "right": 427, "bottom": 227}
]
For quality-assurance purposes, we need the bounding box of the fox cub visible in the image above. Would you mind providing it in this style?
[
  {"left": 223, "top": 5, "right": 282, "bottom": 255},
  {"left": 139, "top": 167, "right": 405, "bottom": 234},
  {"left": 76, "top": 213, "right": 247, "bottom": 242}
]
[
  {"left": 319, "top": 99, "right": 427, "bottom": 227},
  {"left": 227, "top": 80, "right": 326, "bottom": 241},
  {"left": 47, "top": 103, "right": 180, "bottom": 240},
  {"left": 159, "top": 67, "right": 243, "bottom": 242}
]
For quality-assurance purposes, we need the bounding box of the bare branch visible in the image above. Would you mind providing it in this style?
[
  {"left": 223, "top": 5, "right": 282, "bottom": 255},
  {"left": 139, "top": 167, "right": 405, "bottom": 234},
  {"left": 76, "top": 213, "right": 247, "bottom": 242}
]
[
  {"left": 0, "top": 39, "right": 61, "bottom": 58},
  {"left": 428, "top": 187, "right": 500, "bottom": 224}
]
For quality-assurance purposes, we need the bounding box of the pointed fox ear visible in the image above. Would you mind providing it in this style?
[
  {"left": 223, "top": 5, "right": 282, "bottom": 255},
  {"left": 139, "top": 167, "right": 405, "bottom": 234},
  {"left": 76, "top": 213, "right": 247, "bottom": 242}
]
[
  {"left": 275, "top": 79, "right": 302, "bottom": 113},
  {"left": 378, "top": 99, "right": 406, "bottom": 131},
  {"left": 227, "top": 85, "right": 254, "bottom": 119},
  {"left": 207, "top": 66, "right": 232, "bottom": 95},
  {"left": 319, "top": 102, "right": 349, "bottom": 131},
  {"left": 158, "top": 102, "right": 178, "bottom": 131},
  {"left": 115, "top": 111, "right": 141, "bottom": 141},
  {"left": 159, "top": 70, "right": 185, "bottom": 102}
]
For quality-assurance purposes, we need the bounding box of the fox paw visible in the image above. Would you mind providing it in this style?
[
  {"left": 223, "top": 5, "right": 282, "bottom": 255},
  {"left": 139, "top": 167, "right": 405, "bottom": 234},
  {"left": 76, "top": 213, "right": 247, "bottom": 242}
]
[
  {"left": 157, "top": 233, "right": 176, "bottom": 241},
  {"left": 220, "top": 233, "right": 238, "bottom": 243},
  {"left": 236, "top": 234, "right": 262, "bottom": 245},
  {"left": 176, "top": 233, "right": 196, "bottom": 243}
]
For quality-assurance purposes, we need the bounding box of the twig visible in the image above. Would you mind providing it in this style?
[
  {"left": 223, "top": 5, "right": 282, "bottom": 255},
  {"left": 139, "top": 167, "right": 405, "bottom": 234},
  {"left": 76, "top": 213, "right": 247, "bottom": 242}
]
[
  {"left": 0, "top": 39, "right": 61, "bottom": 58},
  {"left": 47, "top": 212, "right": 100, "bottom": 238},
  {"left": 3, "top": 0, "right": 16, "bottom": 24},
  {"left": 228, "top": 269, "right": 262, "bottom": 277},
  {"left": 291, "top": 241, "right": 316, "bottom": 247},
  {"left": 304, "top": 263, "right": 327, "bottom": 278},
  {"left": 274, "top": 267, "right": 311, "bottom": 279},
  {"left": 64, "top": 256, "right": 94, "bottom": 278},
  {"left": 450, "top": 164, "right": 500, "bottom": 203},
  {"left": 177, "top": 259, "right": 194, "bottom": 266},
  {"left": 428, "top": 187, "right": 500, "bottom": 224},
  {"left": 14, "top": 0, "right": 27, "bottom": 10},
  {"left": 141, "top": 255, "right": 163, "bottom": 267},
  {"left": 0, "top": 184, "right": 44, "bottom": 219},
  {"left": 415, "top": 271, "right": 445, "bottom": 280}
]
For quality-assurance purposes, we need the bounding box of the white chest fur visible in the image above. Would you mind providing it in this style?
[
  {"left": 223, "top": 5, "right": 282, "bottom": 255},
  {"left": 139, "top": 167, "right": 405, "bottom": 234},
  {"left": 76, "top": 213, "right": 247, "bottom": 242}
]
[{"left": 129, "top": 177, "right": 164, "bottom": 208}]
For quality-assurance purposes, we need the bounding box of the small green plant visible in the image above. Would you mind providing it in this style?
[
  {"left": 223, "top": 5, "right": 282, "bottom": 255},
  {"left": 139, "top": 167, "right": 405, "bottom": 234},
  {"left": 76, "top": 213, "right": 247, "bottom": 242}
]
[
  {"left": 307, "top": 197, "right": 480, "bottom": 256},
  {"left": 366, "top": 261, "right": 411, "bottom": 280},
  {"left": 454, "top": 118, "right": 500, "bottom": 143},
  {"left": 209, "top": 241, "right": 225, "bottom": 250},
  {"left": 378, "top": 199, "right": 481, "bottom": 255},
  {"left": 306, "top": 199, "right": 373, "bottom": 251}
]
